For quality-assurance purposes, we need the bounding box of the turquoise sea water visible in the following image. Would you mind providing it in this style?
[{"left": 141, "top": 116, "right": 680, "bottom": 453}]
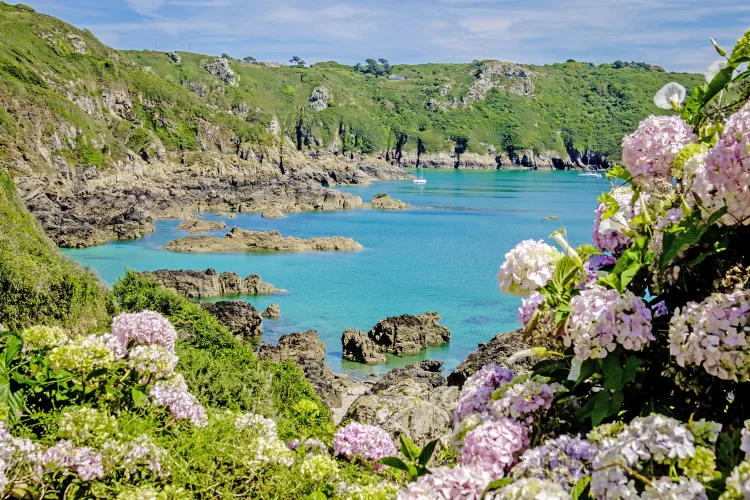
[{"left": 63, "top": 170, "right": 609, "bottom": 377}]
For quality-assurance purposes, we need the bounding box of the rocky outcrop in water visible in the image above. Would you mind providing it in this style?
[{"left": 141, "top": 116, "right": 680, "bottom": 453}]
[
  {"left": 447, "top": 329, "right": 533, "bottom": 387},
  {"left": 342, "top": 312, "right": 451, "bottom": 364},
  {"left": 200, "top": 57, "right": 238, "bottom": 86},
  {"left": 202, "top": 300, "right": 263, "bottom": 338},
  {"left": 261, "top": 207, "right": 285, "bottom": 218},
  {"left": 177, "top": 219, "right": 227, "bottom": 233},
  {"left": 138, "top": 268, "right": 284, "bottom": 298},
  {"left": 163, "top": 227, "right": 362, "bottom": 253},
  {"left": 262, "top": 304, "right": 280, "bottom": 318},
  {"left": 370, "top": 193, "right": 409, "bottom": 210},
  {"left": 257, "top": 330, "right": 342, "bottom": 409},
  {"left": 344, "top": 360, "right": 458, "bottom": 446}
]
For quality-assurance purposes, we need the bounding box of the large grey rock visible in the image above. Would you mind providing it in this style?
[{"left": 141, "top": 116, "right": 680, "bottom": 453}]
[
  {"left": 163, "top": 228, "right": 362, "bottom": 253},
  {"left": 262, "top": 304, "right": 280, "bottom": 318},
  {"left": 258, "top": 330, "right": 341, "bottom": 408},
  {"left": 342, "top": 329, "right": 386, "bottom": 364},
  {"left": 139, "top": 268, "right": 284, "bottom": 298},
  {"left": 201, "top": 300, "right": 263, "bottom": 338},
  {"left": 447, "top": 329, "right": 533, "bottom": 388},
  {"left": 308, "top": 86, "right": 331, "bottom": 112},
  {"left": 177, "top": 219, "right": 226, "bottom": 233},
  {"left": 370, "top": 193, "right": 409, "bottom": 210},
  {"left": 345, "top": 360, "right": 458, "bottom": 446},
  {"left": 200, "top": 57, "right": 238, "bottom": 86}
]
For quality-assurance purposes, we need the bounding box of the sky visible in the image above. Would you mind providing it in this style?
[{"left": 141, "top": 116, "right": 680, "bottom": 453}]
[{"left": 17, "top": 0, "right": 750, "bottom": 73}]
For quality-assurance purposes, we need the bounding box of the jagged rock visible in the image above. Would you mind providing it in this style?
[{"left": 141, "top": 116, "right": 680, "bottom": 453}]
[
  {"left": 357, "top": 161, "right": 413, "bottom": 181},
  {"left": 447, "top": 329, "right": 533, "bottom": 388},
  {"left": 163, "top": 227, "right": 363, "bottom": 253},
  {"left": 342, "top": 312, "right": 451, "bottom": 364},
  {"left": 66, "top": 33, "right": 86, "bottom": 54},
  {"left": 370, "top": 193, "right": 409, "bottom": 210},
  {"left": 262, "top": 304, "right": 280, "bottom": 318},
  {"left": 344, "top": 360, "right": 458, "bottom": 445},
  {"left": 439, "top": 83, "right": 452, "bottom": 96},
  {"left": 101, "top": 88, "right": 134, "bottom": 120},
  {"left": 169, "top": 52, "right": 181, "bottom": 64},
  {"left": 308, "top": 86, "right": 331, "bottom": 112},
  {"left": 257, "top": 330, "right": 341, "bottom": 408},
  {"left": 177, "top": 220, "right": 226, "bottom": 233},
  {"left": 342, "top": 329, "right": 386, "bottom": 364},
  {"left": 200, "top": 57, "right": 238, "bottom": 86},
  {"left": 261, "top": 207, "right": 285, "bottom": 218},
  {"left": 138, "top": 268, "right": 284, "bottom": 298},
  {"left": 202, "top": 300, "right": 263, "bottom": 338}
]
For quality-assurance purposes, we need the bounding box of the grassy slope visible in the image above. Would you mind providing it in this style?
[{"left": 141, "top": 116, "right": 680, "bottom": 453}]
[{"left": 0, "top": 2, "right": 703, "bottom": 169}]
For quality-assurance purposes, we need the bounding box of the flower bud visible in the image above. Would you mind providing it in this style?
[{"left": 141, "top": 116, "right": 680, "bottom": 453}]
[{"left": 710, "top": 37, "right": 727, "bottom": 57}]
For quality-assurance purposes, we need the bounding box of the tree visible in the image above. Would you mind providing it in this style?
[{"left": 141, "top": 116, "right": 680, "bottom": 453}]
[
  {"left": 289, "top": 56, "right": 306, "bottom": 67},
  {"left": 243, "top": 56, "right": 257, "bottom": 63},
  {"left": 221, "top": 53, "right": 231, "bottom": 59},
  {"left": 353, "top": 63, "right": 362, "bottom": 73},
  {"left": 378, "top": 58, "right": 392, "bottom": 74},
  {"left": 452, "top": 135, "right": 469, "bottom": 168},
  {"left": 365, "top": 58, "right": 385, "bottom": 77}
]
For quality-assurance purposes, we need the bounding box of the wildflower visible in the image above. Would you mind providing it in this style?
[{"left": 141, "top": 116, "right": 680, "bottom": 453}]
[
  {"left": 563, "top": 285, "right": 653, "bottom": 360},
  {"left": 102, "top": 434, "right": 168, "bottom": 478},
  {"left": 497, "top": 240, "right": 563, "bottom": 296},
  {"left": 732, "top": 29, "right": 750, "bottom": 60},
  {"left": 235, "top": 413, "right": 277, "bottom": 436},
  {"left": 20, "top": 325, "right": 67, "bottom": 351},
  {"left": 43, "top": 440, "right": 105, "bottom": 481},
  {"left": 150, "top": 374, "right": 207, "bottom": 426},
  {"left": 333, "top": 423, "right": 396, "bottom": 464},
  {"left": 705, "top": 59, "right": 728, "bottom": 83},
  {"left": 458, "top": 417, "right": 528, "bottom": 478},
  {"left": 668, "top": 290, "right": 750, "bottom": 381},
  {"left": 396, "top": 465, "right": 491, "bottom": 500},
  {"left": 1, "top": 422, "right": 44, "bottom": 493},
  {"left": 347, "top": 482, "right": 399, "bottom": 500},
  {"left": 303, "top": 437, "right": 329, "bottom": 456},
  {"left": 246, "top": 433, "right": 294, "bottom": 468},
  {"left": 653, "top": 82, "right": 687, "bottom": 110},
  {"left": 48, "top": 334, "right": 114, "bottom": 373}
]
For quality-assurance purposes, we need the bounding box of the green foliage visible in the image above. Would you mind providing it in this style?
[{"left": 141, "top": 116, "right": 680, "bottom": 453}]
[{"left": 379, "top": 435, "right": 439, "bottom": 482}]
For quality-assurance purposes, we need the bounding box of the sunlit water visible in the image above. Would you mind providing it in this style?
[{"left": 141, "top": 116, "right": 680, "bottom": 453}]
[{"left": 63, "top": 169, "right": 609, "bottom": 377}]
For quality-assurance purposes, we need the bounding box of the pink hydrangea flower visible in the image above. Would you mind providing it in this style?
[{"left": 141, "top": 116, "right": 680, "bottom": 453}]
[
  {"left": 592, "top": 187, "right": 639, "bottom": 255},
  {"left": 455, "top": 365, "right": 515, "bottom": 424},
  {"left": 563, "top": 285, "right": 653, "bottom": 360},
  {"left": 111, "top": 310, "right": 178, "bottom": 352},
  {"left": 621, "top": 115, "right": 697, "bottom": 191},
  {"left": 458, "top": 418, "right": 529, "bottom": 478},
  {"left": 497, "top": 240, "right": 562, "bottom": 297},
  {"left": 490, "top": 379, "right": 555, "bottom": 424},
  {"left": 333, "top": 422, "right": 396, "bottom": 464},
  {"left": 150, "top": 374, "right": 207, "bottom": 426},
  {"left": 397, "top": 466, "right": 492, "bottom": 500}
]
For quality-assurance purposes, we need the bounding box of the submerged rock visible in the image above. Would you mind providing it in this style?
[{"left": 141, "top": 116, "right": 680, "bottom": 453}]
[
  {"left": 177, "top": 219, "right": 227, "bottom": 233},
  {"left": 447, "top": 329, "right": 533, "bottom": 388},
  {"left": 370, "top": 193, "right": 410, "bottom": 210},
  {"left": 344, "top": 360, "right": 458, "bottom": 446},
  {"left": 202, "top": 300, "right": 263, "bottom": 338},
  {"left": 262, "top": 304, "right": 280, "bottom": 318},
  {"left": 163, "top": 227, "right": 362, "bottom": 253},
  {"left": 258, "top": 330, "right": 341, "bottom": 409},
  {"left": 138, "top": 268, "right": 284, "bottom": 298}
]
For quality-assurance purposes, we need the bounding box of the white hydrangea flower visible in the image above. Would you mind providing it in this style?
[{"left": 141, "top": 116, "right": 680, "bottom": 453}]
[{"left": 497, "top": 240, "right": 563, "bottom": 296}]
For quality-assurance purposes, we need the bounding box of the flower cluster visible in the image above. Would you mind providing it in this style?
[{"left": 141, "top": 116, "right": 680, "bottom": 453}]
[
  {"left": 127, "top": 345, "right": 178, "bottom": 380},
  {"left": 300, "top": 454, "right": 339, "bottom": 483},
  {"left": 517, "top": 292, "right": 545, "bottom": 327},
  {"left": 43, "top": 440, "right": 105, "bottom": 481},
  {"left": 668, "top": 290, "right": 750, "bottom": 381},
  {"left": 564, "top": 285, "right": 653, "bottom": 360},
  {"left": 235, "top": 412, "right": 277, "bottom": 436},
  {"left": 733, "top": 29, "right": 750, "bottom": 61},
  {"left": 641, "top": 477, "right": 707, "bottom": 499},
  {"left": 458, "top": 418, "right": 529, "bottom": 478},
  {"left": 396, "top": 466, "right": 491, "bottom": 500},
  {"left": 58, "top": 407, "right": 118, "bottom": 446},
  {"left": 304, "top": 437, "right": 329, "bottom": 456},
  {"left": 673, "top": 142, "right": 709, "bottom": 178},
  {"left": 454, "top": 364, "right": 515, "bottom": 424},
  {"left": 487, "top": 477, "right": 569, "bottom": 500},
  {"left": 650, "top": 207, "right": 684, "bottom": 257},
  {"left": 497, "top": 240, "right": 562, "bottom": 296},
  {"left": 111, "top": 310, "right": 178, "bottom": 352},
  {"left": 48, "top": 334, "right": 114, "bottom": 373},
  {"left": 621, "top": 114, "right": 697, "bottom": 191},
  {"left": 510, "top": 434, "right": 597, "bottom": 489},
  {"left": 585, "top": 254, "right": 617, "bottom": 284},
  {"left": 742, "top": 420, "right": 750, "bottom": 460},
  {"left": 101, "top": 435, "right": 168, "bottom": 478},
  {"left": 489, "top": 378, "right": 555, "bottom": 424},
  {"left": 722, "top": 461, "right": 750, "bottom": 500},
  {"left": 150, "top": 374, "right": 207, "bottom": 426},
  {"left": 1, "top": 422, "right": 43, "bottom": 494},
  {"left": 345, "top": 482, "right": 400, "bottom": 500},
  {"left": 333, "top": 423, "right": 396, "bottom": 464},
  {"left": 20, "top": 325, "right": 67, "bottom": 351},
  {"left": 592, "top": 187, "right": 638, "bottom": 254}
]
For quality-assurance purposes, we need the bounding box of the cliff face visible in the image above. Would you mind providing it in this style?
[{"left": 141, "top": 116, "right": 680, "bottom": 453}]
[{"left": 399, "top": 147, "right": 611, "bottom": 170}]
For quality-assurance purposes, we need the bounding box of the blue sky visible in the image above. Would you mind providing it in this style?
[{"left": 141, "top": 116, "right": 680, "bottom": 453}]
[{"left": 18, "top": 0, "right": 750, "bottom": 72}]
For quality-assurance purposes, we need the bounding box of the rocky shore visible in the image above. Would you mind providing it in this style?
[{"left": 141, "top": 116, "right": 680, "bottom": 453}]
[
  {"left": 369, "top": 193, "right": 410, "bottom": 210},
  {"left": 177, "top": 220, "right": 227, "bottom": 233},
  {"left": 201, "top": 300, "right": 264, "bottom": 339},
  {"left": 342, "top": 312, "right": 451, "bottom": 363},
  {"left": 163, "top": 227, "right": 362, "bottom": 253},
  {"left": 138, "top": 268, "right": 284, "bottom": 298}
]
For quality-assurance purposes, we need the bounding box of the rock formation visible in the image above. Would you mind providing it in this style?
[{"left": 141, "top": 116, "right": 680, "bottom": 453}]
[
  {"left": 201, "top": 300, "right": 263, "bottom": 338},
  {"left": 138, "top": 268, "right": 284, "bottom": 298},
  {"left": 344, "top": 360, "right": 458, "bottom": 446},
  {"left": 262, "top": 304, "right": 280, "bottom": 318},
  {"left": 177, "top": 220, "right": 227, "bottom": 233},
  {"left": 447, "top": 329, "right": 533, "bottom": 387},
  {"left": 342, "top": 312, "right": 451, "bottom": 363},
  {"left": 308, "top": 86, "right": 331, "bottom": 112},
  {"left": 200, "top": 57, "right": 238, "bottom": 86},
  {"left": 257, "top": 330, "right": 341, "bottom": 409},
  {"left": 370, "top": 193, "right": 409, "bottom": 210},
  {"left": 169, "top": 52, "right": 181, "bottom": 64},
  {"left": 163, "top": 228, "right": 362, "bottom": 253},
  {"left": 261, "top": 208, "right": 285, "bottom": 218}
]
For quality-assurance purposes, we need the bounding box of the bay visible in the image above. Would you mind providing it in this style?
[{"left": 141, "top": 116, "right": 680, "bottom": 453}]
[{"left": 62, "top": 169, "right": 609, "bottom": 377}]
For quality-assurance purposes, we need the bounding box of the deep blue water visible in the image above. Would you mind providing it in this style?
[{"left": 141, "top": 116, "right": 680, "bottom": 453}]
[{"left": 62, "top": 170, "right": 609, "bottom": 377}]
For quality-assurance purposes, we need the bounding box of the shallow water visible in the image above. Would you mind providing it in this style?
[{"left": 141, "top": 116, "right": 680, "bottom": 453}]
[{"left": 63, "top": 169, "right": 609, "bottom": 377}]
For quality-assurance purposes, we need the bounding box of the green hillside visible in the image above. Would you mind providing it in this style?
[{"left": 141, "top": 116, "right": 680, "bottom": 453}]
[{"left": 0, "top": 1, "right": 703, "bottom": 171}]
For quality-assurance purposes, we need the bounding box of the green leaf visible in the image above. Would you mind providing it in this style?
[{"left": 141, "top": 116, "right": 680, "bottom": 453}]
[
  {"left": 418, "top": 439, "right": 439, "bottom": 467},
  {"left": 602, "top": 354, "right": 624, "bottom": 391},
  {"left": 571, "top": 476, "right": 591, "bottom": 500},
  {"left": 591, "top": 391, "right": 611, "bottom": 426},
  {"left": 482, "top": 478, "right": 512, "bottom": 498},
  {"left": 622, "top": 356, "right": 641, "bottom": 385},
  {"left": 2, "top": 336, "right": 22, "bottom": 369},
  {"left": 131, "top": 387, "right": 149, "bottom": 408},
  {"left": 576, "top": 358, "right": 598, "bottom": 384},
  {"left": 600, "top": 236, "right": 653, "bottom": 292},
  {"left": 607, "top": 165, "right": 633, "bottom": 185},
  {"left": 658, "top": 206, "right": 727, "bottom": 272},
  {"left": 700, "top": 65, "right": 736, "bottom": 110},
  {"left": 399, "top": 434, "right": 420, "bottom": 461},
  {"left": 380, "top": 456, "right": 410, "bottom": 473},
  {"left": 610, "top": 391, "right": 625, "bottom": 415},
  {"left": 307, "top": 492, "right": 327, "bottom": 500}
]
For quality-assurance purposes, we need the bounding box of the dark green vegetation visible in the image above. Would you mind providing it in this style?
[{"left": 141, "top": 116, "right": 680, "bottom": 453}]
[{"left": 0, "top": 1, "right": 703, "bottom": 172}]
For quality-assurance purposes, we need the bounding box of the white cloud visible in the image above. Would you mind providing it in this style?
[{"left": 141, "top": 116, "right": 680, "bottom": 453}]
[{"left": 124, "top": 0, "right": 167, "bottom": 16}]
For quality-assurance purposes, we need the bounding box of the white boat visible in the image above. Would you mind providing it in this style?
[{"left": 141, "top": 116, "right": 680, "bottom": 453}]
[
  {"left": 414, "top": 165, "right": 427, "bottom": 184},
  {"left": 578, "top": 170, "right": 602, "bottom": 178}
]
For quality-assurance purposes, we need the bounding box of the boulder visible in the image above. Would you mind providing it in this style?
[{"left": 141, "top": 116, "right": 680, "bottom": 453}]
[
  {"left": 257, "top": 330, "right": 341, "bottom": 408},
  {"left": 201, "top": 300, "right": 263, "bottom": 338},
  {"left": 370, "top": 193, "right": 410, "bottom": 210},
  {"left": 308, "top": 86, "right": 331, "bottom": 112},
  {"left": 138, "top": 268, "right": 284, "bottom": 298},
  {"left": 261, "top": 207, "right": 285, "bottom": 218},
  {"left": 447, "top": 329, "right": 534, "bottom": 388},
  {"left": 342, "top": 329, "right": 386, "bottom": 364},
  {"left": 163, "top": 228, "right": 362, "bottom": 253},
  {"left": 177, "top": 220, "right": 226, "bottom": 233},
  {"left": 344, "top": 360, "right": 458, "bottom": 446},
  {"left": 262, "top": 304, "right": 280, "bottom": 318},
  {"left": 200, "top": 57, "right": 238, "bottom": 86}
]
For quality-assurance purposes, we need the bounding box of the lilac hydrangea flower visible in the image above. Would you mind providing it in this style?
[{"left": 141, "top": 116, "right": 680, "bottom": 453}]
[
  {"left": 592, "top": 187, "right": 639, "bottom": 255},
  {"left": 489, "top": 379, "right": 555, "bottom": 424},
  {"left": 455, "top": 364, "right": 515, "bottom": 424},
  {"left": 111, "top": 310, "right": 178, "bottom": 352},
  {"left": 150, "top": 374, "right": 207, "bottom": 427},
  {"left": 497, "top": 240, "right": 563, "bottom": 297},
  {"left": 486, "top": 477, "right": 570, "bottom": 500},
  {"left": 333, "top": 423, "right": 396, "bottom": 464},
  {"left": 517, "top": 292, "right": 545, "bottom": 327},
  {"left": 511, "top": 434, "right": 597, "bottom": 489},
  {"left": 458, "top": 418, "right": 528, "bottom": 478},
  {"left": 651, "top": 300, "right": 669, "bottom": 318},
  {"left": 641, "top": 476, "right": 707, "bottom": 499},
  {"left": 396, "top": 465, "right": 491, "bottom": 500},
  {"left": 585, "top": 254, "right": 617, "bottom": 284},
  {"left": 43, "top": 440, "right": 105, "bottom": 481}
]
